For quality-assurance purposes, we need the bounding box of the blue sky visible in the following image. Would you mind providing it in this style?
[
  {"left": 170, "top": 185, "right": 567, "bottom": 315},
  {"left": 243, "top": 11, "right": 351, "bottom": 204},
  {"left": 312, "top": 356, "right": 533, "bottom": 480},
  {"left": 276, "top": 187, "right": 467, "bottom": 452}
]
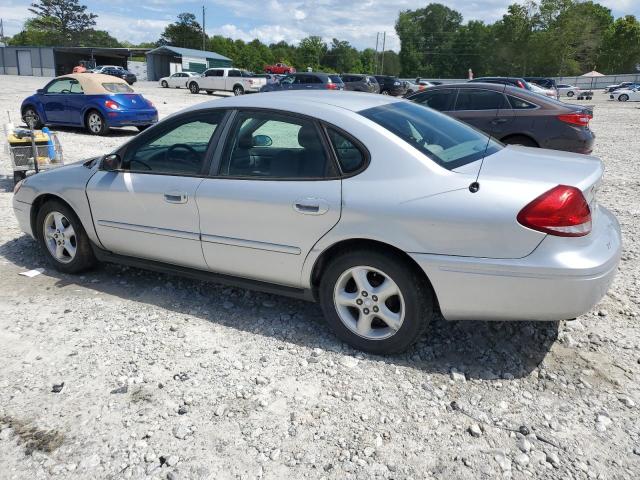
[{"left": 3, "top": 0, "right": 639, "bottom": 50}]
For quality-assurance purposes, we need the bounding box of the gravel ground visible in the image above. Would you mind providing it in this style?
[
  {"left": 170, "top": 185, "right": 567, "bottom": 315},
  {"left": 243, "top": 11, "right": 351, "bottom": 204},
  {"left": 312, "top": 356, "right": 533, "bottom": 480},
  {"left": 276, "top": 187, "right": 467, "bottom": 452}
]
[{"left": 0, "top": 76, "right": 638, "bottom": 480}]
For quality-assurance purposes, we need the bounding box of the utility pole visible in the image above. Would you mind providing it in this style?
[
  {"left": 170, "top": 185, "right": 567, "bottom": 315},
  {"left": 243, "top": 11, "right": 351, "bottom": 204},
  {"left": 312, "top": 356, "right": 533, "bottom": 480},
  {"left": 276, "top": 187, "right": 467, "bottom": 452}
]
[
  {"left": 380, "top": 32, "right": 386, "bottom": 75},
  {"left": 374, "top": 33, "right": 380, "bottom": 74},
  {"left": 202, "top": 5, "right": 206, "bottom": 51},
  {"left": 0, "top": 19, "right": 5, "bottom": 46}
]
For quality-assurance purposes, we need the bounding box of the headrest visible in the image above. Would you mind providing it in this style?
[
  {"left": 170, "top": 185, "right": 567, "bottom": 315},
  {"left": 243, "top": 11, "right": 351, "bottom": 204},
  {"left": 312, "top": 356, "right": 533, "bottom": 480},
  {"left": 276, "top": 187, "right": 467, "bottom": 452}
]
[
  {"left": 238, "top": 134, "right": 253, "bottom": 149},
  {"left": 298, "top": 124, "right": 317, "bottom": 149}
]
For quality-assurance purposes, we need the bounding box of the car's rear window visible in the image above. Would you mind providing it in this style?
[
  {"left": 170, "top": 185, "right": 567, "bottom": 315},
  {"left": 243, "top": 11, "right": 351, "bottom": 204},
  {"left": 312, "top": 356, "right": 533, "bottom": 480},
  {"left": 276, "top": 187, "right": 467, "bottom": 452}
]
[
  {"left": 360, "top": 101, "right": 503, "bottom": 170},
  {"left": 102, "top": 82, "right": 134, "bottom": 93}
]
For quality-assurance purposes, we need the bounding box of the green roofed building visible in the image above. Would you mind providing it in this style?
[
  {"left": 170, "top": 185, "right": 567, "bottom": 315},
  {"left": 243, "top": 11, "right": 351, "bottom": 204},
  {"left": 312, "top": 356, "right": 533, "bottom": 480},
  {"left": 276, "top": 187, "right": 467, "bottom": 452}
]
[{"left": 146, "top": 45, "right": 232, "bottom": 80}]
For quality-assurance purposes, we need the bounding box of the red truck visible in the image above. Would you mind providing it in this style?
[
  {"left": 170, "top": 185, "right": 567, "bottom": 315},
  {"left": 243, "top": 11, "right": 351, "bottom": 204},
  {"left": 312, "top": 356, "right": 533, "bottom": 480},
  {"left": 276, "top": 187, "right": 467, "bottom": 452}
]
[{"left": 264, "top": 62, "right": 296, "bottom": 74}]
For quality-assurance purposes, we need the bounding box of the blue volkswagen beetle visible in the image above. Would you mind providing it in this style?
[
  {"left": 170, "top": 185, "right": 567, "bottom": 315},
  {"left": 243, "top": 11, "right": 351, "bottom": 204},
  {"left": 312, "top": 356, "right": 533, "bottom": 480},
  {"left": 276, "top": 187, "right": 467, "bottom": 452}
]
[{"left": 21, "top": 73, "right": 158, "bottom": 135}]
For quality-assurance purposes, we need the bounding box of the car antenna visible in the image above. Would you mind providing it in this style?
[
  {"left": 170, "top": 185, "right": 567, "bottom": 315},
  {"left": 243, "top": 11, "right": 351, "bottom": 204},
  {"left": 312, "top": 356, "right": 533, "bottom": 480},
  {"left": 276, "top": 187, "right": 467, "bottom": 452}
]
[{"left": 469, "top": 82, "right": 508, "bottom": 193}]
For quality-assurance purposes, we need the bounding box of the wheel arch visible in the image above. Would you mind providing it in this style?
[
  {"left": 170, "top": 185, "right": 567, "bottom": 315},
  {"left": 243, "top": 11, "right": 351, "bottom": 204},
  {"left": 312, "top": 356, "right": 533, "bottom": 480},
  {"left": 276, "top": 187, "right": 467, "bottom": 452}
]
[
  {"left": 233, "top": 83, "right": 244, "bottom": 91},
  {"left": 500, "top": 133, "right": 539, "bottom": 147},
  {"left": 30, "top": 194, "right": 76, "bottom": 238},
  {"left": 308, "top": 238, "right": 439, "bottom": 310},
  {"left": 83, "top": 106, "right": 106, "bottom": 128}
]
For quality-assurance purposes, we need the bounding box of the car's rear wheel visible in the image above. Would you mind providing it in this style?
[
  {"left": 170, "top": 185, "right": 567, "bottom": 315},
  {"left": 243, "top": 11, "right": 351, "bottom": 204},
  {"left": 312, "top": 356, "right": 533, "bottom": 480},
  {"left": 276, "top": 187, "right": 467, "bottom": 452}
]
[
  {"left": 35, "top": 200, "right": 96, "bottom": 274},
  {"left": 22, "top": 107, "right": 43, "bottom": 129},
  {"left": 502, "top": 135, "right": 538, "bottom": 147},
  {"left": 161, "top": 80, "right": 168, "bottom": 88},
  {"left": 619, "top": 94, "right": 629, "bottom": 102},
  {"left": 319, "top": 249, "right": 433, "bottom": 354},
  {"left": 567, "top": 91, "right": 575, "bottom": 97},
  {"left": 233, "top": 85, "right": 244, "bottom": 96},
  {"left": 189, "top": 82, "right": 200, "bottom": 94},
  {"left": 380, "top": 89, "right": 389, "bottom": 95},
  {"left": 85, "top": 110, "right": 108, "bottom": 135}
]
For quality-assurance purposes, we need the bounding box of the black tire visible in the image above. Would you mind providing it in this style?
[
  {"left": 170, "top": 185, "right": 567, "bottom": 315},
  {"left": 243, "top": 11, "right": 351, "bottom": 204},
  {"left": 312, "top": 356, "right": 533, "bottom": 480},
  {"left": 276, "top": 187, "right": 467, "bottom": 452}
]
[
  {"left": 233, "top": 85, "right": 244, "bottom": 96},
  {"left": 189, "top": 82, "right": 200, "bottom": 94},
  {"left": 35, "top": 200, "right": 97, "bottom": 274},
  {"left": 380, "top": 89, "right": 390, "bottom": 95},
  {"left": 206, "top": 90, "right": 214, "bottom": 95},
  {"left": 22, "top": 107, "right": 43, "bottom": 129},
  {"left": 566, "top": 91, "right": 575, "bottom": 97},
  {"left": 161, "top": 80, "right": 168, "bottom": 88},
  {"left": 85, "top": 110, "right": 109, "bottom": 135},
  {"left": 318, "top": 249, "right": 433, "bottom": 354},
  {"left": 619, "top": 94, "right": 629, "bottom": 102},
  {"left": 502, "top": 135, "right": 538, "bottom": 147}
]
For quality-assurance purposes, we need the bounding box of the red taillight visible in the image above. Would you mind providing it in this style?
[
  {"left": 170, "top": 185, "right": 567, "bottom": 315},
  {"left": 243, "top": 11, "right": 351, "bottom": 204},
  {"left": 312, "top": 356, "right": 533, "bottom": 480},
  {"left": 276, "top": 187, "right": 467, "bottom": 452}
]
[
  {"left": 558, "top": 112, "right": 591, "bottom": 127},
  {"left": 517, "top": 185, "right": 591, "bottom": 237},
  {"left": 105, "top": 100, "right": 119, "bottom": 110},
  {"left": 326, "top": 82, "right": 338, "bottom": 90}
]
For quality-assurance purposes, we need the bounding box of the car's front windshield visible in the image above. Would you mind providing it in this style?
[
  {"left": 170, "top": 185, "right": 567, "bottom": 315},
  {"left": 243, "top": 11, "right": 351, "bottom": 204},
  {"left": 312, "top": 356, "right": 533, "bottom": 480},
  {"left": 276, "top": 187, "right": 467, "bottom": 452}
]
[{"left": 359, "top": 101, "right": 503, "bottom": 170}]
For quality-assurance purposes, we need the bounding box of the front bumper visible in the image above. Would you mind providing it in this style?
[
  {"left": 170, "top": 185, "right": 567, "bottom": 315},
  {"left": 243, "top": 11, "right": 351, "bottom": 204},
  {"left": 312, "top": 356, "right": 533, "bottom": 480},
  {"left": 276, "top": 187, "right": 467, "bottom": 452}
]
[
  {"left": 13, "top": 198, "right": 34, "bottom": 238},
  {"left": 411, "top": 205, "right": 621, "bottom": 321}
]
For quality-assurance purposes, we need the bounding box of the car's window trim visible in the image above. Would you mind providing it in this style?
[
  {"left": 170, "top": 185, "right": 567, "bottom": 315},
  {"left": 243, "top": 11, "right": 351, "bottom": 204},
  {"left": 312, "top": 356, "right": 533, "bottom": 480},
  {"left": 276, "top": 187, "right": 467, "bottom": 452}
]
[
  {"left": 319, "top": 123, "right": 371, "bottom": 178},
  {"left": 211, "top": 108, "right": 342, "bottom": 181},
  {"left": 115, "top": 109, "right": 232, "bottom": 178}
]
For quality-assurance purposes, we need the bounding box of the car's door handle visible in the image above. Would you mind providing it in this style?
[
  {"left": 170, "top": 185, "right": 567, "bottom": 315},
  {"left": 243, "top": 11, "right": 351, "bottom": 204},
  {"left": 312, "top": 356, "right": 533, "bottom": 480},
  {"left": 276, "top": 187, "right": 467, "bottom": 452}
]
[
  {"left": 293, "top": 198, "right": 329, "bottom": 215},
  {"left": 164, "top": 191, "right": 188, "bottom": 204},
  {"left": 491, "top": 118, "right": 508, "bottom": 125}
]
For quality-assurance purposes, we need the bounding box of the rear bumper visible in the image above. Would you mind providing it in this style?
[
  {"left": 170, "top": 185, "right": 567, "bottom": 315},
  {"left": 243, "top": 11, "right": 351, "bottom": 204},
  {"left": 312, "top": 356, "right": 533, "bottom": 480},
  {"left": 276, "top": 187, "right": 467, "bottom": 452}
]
[
  {"left": 106, "top": 109, "right": 158, "bottom": 127},
  {"left": 542, "top": 127, "right": 595, "bottom": 154},
  {"left": 411, "top": 206, "right": 621, "bottom": 321}
]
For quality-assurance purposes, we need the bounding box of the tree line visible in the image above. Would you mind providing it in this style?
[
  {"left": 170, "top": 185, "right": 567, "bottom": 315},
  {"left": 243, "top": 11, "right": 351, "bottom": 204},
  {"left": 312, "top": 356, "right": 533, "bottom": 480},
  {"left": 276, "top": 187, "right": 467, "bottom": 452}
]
[{"left": 6, "top": 0, "right": 640, "bottom": 77}]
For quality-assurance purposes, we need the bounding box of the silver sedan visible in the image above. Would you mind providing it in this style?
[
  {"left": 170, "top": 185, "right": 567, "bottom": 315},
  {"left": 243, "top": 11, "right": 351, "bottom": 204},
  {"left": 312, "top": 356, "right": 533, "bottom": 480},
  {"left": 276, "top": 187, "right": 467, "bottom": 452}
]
[{"left": 12, "top": 91, "right": 621, "bottom": 354}]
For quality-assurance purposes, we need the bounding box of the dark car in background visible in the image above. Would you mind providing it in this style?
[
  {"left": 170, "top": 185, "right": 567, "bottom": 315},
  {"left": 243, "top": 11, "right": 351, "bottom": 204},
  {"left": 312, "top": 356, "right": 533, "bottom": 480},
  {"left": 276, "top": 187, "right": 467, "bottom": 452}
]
[
  {"left": 260, "top": 72, "right": 344, "bottom": 92},
  {"left": 469, "top": 76, "right": 532, "bottom": 90},
  {"left": 407, "top": 82, "right": 594, "bottom": 154},
  {"left": 102, "top": 67, "right": 137, "bottom": 85},
  {"left": 374, "top": 75, "right": 407, "bottom": 96},
  {"left": 340, "top": 74, "right": 380, "bottom": 93},
  {"left": 523, "top": 77, "right": 557, "bottom": 90}
]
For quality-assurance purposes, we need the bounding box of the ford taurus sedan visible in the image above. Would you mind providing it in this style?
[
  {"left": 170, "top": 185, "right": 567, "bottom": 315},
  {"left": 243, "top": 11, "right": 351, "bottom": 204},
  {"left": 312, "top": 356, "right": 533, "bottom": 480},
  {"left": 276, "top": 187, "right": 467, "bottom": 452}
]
[{"left": 12, "top": 92, "right": 621, "bottom": 354}]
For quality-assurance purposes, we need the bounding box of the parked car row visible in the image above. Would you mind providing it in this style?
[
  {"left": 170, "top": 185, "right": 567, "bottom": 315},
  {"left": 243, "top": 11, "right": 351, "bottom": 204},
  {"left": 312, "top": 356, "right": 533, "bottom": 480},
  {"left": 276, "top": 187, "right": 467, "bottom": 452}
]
[{"left": 609, "top": 87, "right": 640, "bottom": 102}]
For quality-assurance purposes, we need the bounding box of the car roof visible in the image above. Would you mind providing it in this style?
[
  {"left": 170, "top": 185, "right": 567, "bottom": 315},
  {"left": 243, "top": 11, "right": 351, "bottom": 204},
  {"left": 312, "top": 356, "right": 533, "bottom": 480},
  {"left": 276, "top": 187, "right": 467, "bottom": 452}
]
[
  {"left": 188, "top": 90, "right": 403, "bottom": 114},
  {"left": 52, "top": 73, "right": 130, "bottom": 94}
]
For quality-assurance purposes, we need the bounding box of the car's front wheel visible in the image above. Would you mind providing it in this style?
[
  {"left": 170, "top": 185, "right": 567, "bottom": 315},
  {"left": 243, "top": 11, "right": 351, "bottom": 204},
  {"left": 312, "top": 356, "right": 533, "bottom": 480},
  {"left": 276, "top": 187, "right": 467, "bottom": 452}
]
[
  {"left": 189, "top": 82, "right": 200, "bottom": 94},
  {"left": 85, "top": 110, "right": 108, "bottom": 135},
  {"left": 35, "top": 200, "right": 96, "bottom": 274},
  {"left": 319, "top": 249, "right": 433, "bottom": 354},
  {"left": 161, "top": 80, "right": 168, "bottom": 88},
  {"left": 619, "top": 94, "right": 629, "bottom": 102},
  {"left": 22, "top": 107, "right": 43, "bottom": 129},
  {"left": 567, "top": 91, "right": 575, "bottom": 97},
  {"left": 233, "top": 85, "right": 245, "bottom": 96}
]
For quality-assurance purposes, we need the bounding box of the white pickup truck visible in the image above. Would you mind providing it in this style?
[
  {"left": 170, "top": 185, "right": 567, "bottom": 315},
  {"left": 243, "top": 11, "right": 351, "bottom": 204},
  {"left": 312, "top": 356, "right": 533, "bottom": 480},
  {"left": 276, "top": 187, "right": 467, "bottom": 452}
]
[{"left": 188, "top": 68, "right": 266, "bottom": 96}]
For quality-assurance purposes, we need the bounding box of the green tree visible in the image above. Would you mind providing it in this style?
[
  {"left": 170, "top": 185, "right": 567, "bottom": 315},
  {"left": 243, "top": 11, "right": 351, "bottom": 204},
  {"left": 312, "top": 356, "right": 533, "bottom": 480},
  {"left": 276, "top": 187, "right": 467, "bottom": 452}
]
[
  {"left": 297, "top": 36, "right": 327, "bottom": 71},
  {"left": 161, "top": 13, "right": 204, "bottom": 49},
  {"left": 27, "top": 0, "right": 97, "bottom": 46},
  {"left": 599, "top": 15, "right": 640, "bottom": 73},
  {"left": 324, "top": 38, "right": 361, "bottom": 73}
]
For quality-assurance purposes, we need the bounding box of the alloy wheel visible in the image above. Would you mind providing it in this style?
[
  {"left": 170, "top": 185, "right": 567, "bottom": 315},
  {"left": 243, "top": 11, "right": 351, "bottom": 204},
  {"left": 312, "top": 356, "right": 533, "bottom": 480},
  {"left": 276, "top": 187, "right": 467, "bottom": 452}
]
[
  {"left": 333, "top": 265, "right": 405, "bottom": 340},
  {"left": 620, "top": 94, "right": 629, "bottom": 102},
  {"left": 24, "top": 109, "right": 39, "bottom": 128},
  {"left": 234, "top": 86, "right": 244, "bottom": 96},
  {"left": 43, "top": 211, "right": 77, "bottom": 264},
  {"left": 88, "top": 113, "right": 103, "bottom": 133}
]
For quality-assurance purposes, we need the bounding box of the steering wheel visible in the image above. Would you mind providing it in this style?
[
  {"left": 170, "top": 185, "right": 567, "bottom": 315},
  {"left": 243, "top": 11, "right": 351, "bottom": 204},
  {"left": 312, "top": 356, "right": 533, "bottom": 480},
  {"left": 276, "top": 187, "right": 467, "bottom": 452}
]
[{"left": 165, "top": 143, "right": 199, "bottom": 164}]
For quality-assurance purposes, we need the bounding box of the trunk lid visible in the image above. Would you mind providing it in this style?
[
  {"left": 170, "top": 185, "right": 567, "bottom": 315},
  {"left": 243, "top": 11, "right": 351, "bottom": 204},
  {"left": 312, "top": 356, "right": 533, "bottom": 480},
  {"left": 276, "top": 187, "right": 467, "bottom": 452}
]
[
  {"left": 478, "top": 145, "right": 603, "bottom": 205},
  {"left": 113, "top": 93, "right": 152, "bottom": 110}
]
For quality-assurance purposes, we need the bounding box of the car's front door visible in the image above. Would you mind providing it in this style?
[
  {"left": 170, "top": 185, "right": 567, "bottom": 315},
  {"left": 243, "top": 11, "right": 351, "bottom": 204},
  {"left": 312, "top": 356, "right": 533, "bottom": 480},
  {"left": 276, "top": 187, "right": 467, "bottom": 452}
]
[
  {"left": 86, "top": 109, "right": 229, "bottom": 269},
  {"left": 41, "top": 78, "right": 74, "bottom": 124},
  {"left": 168, "top": 73, "right": 181, "bottom": 88},
  {"left": 196, "top": 110, "right": 342, "bottom": 287},
  {"left": 452, "top": 88, "right": 514, "bottom": 138}
]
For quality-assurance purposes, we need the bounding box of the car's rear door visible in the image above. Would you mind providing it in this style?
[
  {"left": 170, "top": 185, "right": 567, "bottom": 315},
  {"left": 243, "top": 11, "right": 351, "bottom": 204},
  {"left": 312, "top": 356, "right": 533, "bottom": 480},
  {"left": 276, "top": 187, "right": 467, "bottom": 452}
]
[
  {"left": 195, "top": 109, "right": 342, "bottom": 287},
  {"left": 86, "top": 109, "right": 229, "bottom": 269},
  {"left": 452, "top": 88, "right": 513, "bottom": 138}
]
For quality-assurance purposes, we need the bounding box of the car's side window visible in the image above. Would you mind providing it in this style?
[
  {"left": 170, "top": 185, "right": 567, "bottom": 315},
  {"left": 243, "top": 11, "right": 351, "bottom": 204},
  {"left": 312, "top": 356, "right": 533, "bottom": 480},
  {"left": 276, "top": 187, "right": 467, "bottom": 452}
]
[
  {"left": 455, "top": 89, "right": 509, "bottom": 111},
  {"left": 508, "top": 96, "right": 536, "bottom": 109},
  {"left": 327, "top": 128, "right": 366, "bottom": 174},
  {"left": 414, "top": 89, "right": 455, "bottom": 111},
  {"left": 124, "top": 111, "right": 226, "bottom": 175},
  {"left": 46, "top": 79, "right": 75, "bottom": 94},
  {"left": 220, "top": 111, "right": 331, "bottom": 179}
]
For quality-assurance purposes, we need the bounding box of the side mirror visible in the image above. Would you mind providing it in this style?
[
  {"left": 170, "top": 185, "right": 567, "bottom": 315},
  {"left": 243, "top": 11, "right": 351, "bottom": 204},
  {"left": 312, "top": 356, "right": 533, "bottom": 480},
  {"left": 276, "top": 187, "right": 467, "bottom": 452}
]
[
  {"left": 36, "top": 89, "right": 45, "bottom": 94},
  {"left": 100, "top": 153, "right": 122, "bottom": 171},
  {"left": 252, "top": 135, "right": 273, "bottom": 147}
]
